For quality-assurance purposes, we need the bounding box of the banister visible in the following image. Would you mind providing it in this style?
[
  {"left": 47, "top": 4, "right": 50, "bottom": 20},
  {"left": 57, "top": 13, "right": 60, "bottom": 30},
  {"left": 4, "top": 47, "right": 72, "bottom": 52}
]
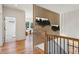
[
  {"left": 44, "top": 33, "right": 79, "bottom": 54},
  {"left": 46, "top": 34, "right": 79, "bottom": 41}
]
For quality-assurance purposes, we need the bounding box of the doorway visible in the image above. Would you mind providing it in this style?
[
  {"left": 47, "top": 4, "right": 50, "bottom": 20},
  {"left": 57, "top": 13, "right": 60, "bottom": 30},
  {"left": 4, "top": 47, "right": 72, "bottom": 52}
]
[
  {"left": 25, "top": 18, "right": 33, "bottom": 35},
  {"left": 4, "top": 16, "right": 16, "bottom": 42}
]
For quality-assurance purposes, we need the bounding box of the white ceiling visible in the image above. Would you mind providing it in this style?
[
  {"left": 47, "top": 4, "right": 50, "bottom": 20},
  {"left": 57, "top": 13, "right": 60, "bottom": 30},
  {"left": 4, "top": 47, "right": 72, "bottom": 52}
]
[
  {"left": 36, "top": 4, "right": 79, "bottom": 14},
  {"left": 3, "top": 4, "right": 32, "bottom": 12},
  {"left": 3, "top": 4, "right": 79, "bottom": 14}
]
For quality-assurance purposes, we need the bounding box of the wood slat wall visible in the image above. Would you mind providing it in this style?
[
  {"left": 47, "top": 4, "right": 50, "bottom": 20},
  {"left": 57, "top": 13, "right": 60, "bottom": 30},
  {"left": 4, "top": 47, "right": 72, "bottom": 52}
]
[{"left": 33, "top": 4, "right": 60, "bottom": 47}]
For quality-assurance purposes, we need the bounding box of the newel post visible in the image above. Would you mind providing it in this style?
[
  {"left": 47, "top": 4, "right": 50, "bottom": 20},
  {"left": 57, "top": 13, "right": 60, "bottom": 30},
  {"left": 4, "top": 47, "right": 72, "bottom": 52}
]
[{"left": 44, "top": 31, "right": 48, "bottom": 54}]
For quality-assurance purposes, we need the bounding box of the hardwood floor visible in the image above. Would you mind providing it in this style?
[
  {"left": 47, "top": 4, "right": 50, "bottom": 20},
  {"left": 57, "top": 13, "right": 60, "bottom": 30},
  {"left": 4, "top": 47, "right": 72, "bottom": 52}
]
[
  {"left": 0, "top": 34, "right": 78, "bottom": 54},
  {"left": 0, "top": 34, "right": 44, "bottom": 54}
]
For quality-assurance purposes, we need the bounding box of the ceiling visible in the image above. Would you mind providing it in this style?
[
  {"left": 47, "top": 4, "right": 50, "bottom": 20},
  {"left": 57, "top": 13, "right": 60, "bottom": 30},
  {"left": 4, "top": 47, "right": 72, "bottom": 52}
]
[
  {"left": 3, "top": 4, "right": 79, "bottom": 14},
  {"left": 3, "top": 4, "right": 33, "bottom": 18},
  {"left": 36, "top": 4, "right": 79, "bottom": 14},
  {"left": 3, "top": 4, "right": 32, "bottom": 12}
]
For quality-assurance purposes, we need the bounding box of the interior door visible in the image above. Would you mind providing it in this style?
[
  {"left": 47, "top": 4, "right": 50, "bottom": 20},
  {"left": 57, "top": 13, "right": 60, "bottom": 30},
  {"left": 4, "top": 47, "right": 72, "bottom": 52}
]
[{"left": 5, "top": 17, "right": 16, "bottom": 42}]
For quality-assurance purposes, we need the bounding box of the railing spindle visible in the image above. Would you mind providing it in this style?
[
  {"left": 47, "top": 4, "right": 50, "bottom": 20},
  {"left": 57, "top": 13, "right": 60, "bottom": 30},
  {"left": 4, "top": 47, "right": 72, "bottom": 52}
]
[
  {"left": 67, "top": 39, "right": 69, "bottom": 54},
  {"left": 49, "top": 36, "right": 50, "bottom": 54},
  {"left": 52, "top": 36, "right": 54, "bottom": 54},
  {"left": 60, "top": 38, "right": 61, "bottom": 54},
  {"left": 47, "top": 35, "right": 49, "bottom": 53},
  {"left": 54, "top": 36, "right": 55, "bottom": 54},
  {"left": 78, "top": 41, "right": 79, "bottom": 54},
  {"left": 73, "top": 40, "right": 74, "bottom": 54},
  {"left": 56, "top": 37, "right": 58, "bottom": 53},
  {"left": 64, "top": 39, "right": 65, "bottom": 54}
]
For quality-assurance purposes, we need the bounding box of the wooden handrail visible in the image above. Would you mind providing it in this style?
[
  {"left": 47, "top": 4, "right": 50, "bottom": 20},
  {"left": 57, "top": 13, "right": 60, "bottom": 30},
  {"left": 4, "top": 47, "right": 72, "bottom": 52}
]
[{"left": 46, "top": 34, "right": 79, "bottom": 41}]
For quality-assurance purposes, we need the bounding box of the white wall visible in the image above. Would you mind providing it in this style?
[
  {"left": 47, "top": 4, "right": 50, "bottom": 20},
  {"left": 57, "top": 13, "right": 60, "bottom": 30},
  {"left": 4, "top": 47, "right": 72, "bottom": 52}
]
[
  {"left": 25, "top": 4, "right": 33, "bottom": 21},
  {"left": 25, "top": 4, "right": 33, "bottom": 25},
  {"left": 60, "top": 10, "right": 79, "bottom": 39},
  {"left": 0, "top": 5, "right": 3, "bottom": 46},
  {"left": 3, "top": 6, "right": 26, "bottom": 40}
]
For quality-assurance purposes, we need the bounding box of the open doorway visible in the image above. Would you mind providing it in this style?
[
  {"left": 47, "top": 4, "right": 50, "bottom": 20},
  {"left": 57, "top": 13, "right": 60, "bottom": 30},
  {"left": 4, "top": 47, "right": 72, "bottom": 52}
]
[
  {"left": 25, "top": 18, "right": 33, "bottom": 35},
  {"left": 4, "top": 16, "right": 16, "bottom": 42}
]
